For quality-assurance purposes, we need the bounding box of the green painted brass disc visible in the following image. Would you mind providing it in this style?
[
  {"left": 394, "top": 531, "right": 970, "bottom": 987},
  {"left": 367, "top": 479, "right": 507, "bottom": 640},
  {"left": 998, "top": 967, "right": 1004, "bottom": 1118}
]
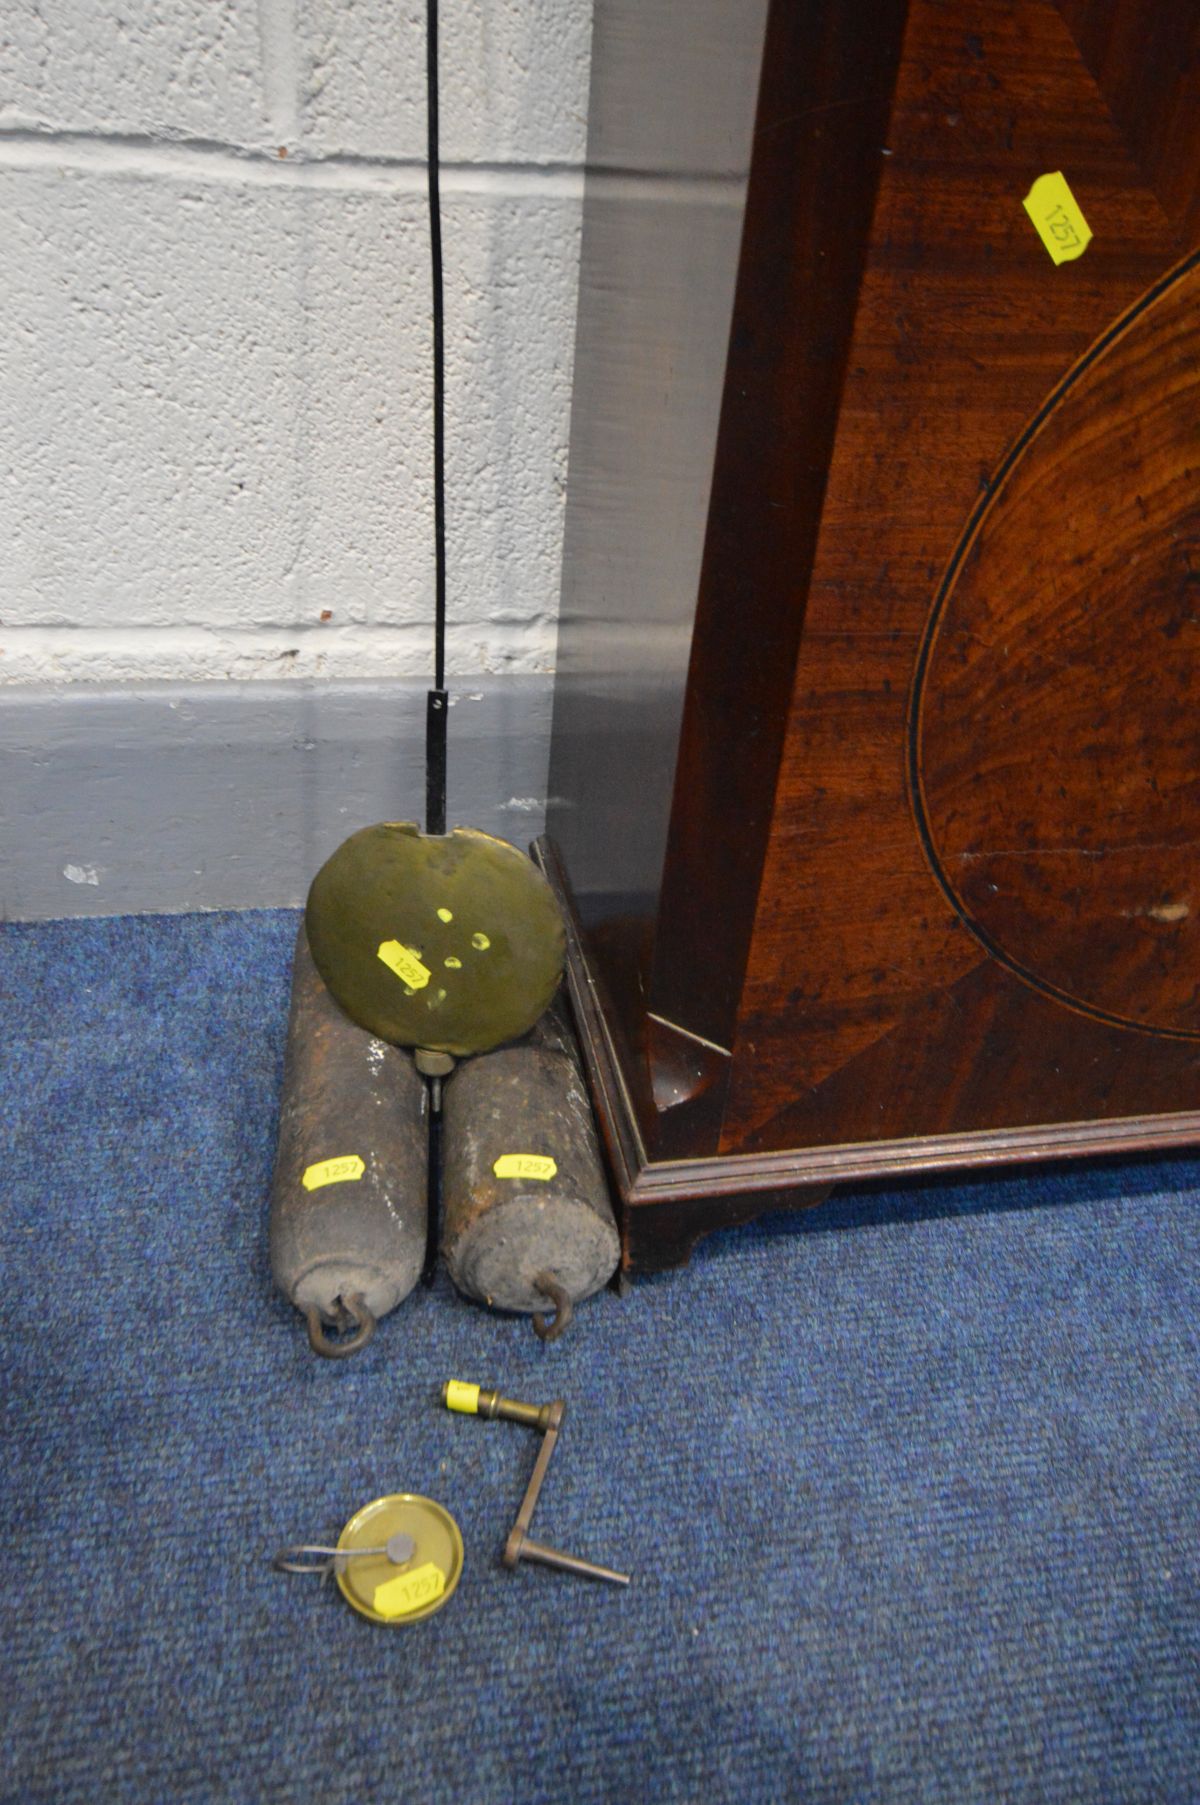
[{"left": 305, "top": 823, "right": 565, "bottom": 1055}]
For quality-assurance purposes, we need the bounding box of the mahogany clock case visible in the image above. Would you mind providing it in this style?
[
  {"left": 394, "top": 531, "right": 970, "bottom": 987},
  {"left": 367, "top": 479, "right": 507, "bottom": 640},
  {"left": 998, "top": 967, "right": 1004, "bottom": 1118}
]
[{"left": 545, "top": 0, "right": 1200, "bottom": 1268}]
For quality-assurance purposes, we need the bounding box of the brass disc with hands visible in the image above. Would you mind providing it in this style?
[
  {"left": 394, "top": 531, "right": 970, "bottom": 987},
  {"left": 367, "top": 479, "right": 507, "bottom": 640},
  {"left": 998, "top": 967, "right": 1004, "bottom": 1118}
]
[
  {"left": 305, "top": 823, "right": 565, "bottom": 1056},
  {"left": 335, "top": 1493, "right": 464, "bottom": 1625}
]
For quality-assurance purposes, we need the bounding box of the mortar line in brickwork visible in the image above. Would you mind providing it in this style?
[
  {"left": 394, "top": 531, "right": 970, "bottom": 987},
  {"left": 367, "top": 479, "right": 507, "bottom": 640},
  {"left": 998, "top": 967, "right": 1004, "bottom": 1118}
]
[
  {"left": 0, "top": 622, "right": 558, "bottom": 646},
  {"left": 0, "top": 623, "right": 560, "bottom": 685},
  {"left": 0, "top": 129, "right": 743, "bottom": 206}
]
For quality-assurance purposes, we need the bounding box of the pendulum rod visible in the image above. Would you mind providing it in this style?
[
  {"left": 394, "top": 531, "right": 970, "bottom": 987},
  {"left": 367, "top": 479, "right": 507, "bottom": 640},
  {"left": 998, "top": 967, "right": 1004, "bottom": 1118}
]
[
  {"left": 425, "top": 0, "right": 449, "bottom": 839},
  {"left": 422, "top": 0, "right": 447, "bottom": 1286}
]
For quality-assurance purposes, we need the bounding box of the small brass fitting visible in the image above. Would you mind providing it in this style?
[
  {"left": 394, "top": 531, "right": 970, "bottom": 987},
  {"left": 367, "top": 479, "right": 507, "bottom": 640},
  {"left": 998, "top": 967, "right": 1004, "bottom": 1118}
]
[{"left": 441, "top": 1380, "right": 560, "bottom": 1433}]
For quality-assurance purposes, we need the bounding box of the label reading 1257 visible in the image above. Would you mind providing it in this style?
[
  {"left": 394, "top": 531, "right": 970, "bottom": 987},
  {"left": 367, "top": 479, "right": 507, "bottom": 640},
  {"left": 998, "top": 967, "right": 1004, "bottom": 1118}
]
[
  {"left": 493, "top": 1153, "right": 558, "bottom": 1182},
  {"left": 377, "top": 940, "right": 432, "bottom": 989},
  {"left": 373, "top": 1562, "right": 446, "bottom": 1618},
  {"left": 1023, "top": 172, "right": 1092, "bottom": 265},
  {"left": 301, "top": 1154, "right": 365, "bottom": 1191}
]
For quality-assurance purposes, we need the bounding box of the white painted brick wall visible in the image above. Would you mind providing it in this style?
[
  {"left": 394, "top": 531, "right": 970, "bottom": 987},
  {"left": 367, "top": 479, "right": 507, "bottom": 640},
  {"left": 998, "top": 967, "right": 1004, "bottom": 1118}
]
[{"left": 0, "top": 0, "right": 591, "bottom": 683}]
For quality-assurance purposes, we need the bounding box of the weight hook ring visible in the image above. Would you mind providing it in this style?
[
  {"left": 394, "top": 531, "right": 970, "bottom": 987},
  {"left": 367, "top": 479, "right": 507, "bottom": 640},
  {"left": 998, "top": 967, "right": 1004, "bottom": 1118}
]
[
  {"left": 304, "top": 1293, "right": 377, "bottom": 1360},
  {"left": 531, "top": 1271, "right": 573, "bottom": 1343}
]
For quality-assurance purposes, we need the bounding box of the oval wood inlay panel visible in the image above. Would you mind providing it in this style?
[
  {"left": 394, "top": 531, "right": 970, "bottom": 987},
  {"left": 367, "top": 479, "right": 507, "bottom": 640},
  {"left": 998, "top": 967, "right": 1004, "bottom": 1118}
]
[{"left": 913, "top": 251, "right": 1200, "bottom": 1038}]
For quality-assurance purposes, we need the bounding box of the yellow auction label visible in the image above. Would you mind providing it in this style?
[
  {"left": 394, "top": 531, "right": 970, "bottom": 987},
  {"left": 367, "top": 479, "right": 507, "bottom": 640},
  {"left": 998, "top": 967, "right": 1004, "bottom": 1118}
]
[
  {"left": 444, "top": 1380, "right": 480, "bottom": 1415},
  {"left": 493, "top": 1153, "right": 558, "bottom": 1182},
  {"left": 301, "top": 1154, "right": 365, "bottom": 1191},
  {"left": 1023, "top": 171, "right": 1092, "bottom": 265},
  {"left": 377, "top": 940, "right": 431, "bottom": 989},
  {"left": 372, "top": 1562, "right": 446, "bottom": 1620}
]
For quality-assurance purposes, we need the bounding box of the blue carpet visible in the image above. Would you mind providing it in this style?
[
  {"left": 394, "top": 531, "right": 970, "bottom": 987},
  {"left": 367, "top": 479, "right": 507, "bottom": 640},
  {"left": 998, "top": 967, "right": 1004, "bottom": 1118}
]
[{"left": 2, "top": 908, "right": 1198, "bottom": 1803}]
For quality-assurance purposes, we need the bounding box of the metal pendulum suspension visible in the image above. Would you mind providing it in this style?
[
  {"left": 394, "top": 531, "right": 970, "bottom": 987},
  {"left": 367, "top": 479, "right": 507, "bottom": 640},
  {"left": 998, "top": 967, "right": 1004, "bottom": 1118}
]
[
  {"left": 282, "top": 0, "right": 620, "bottom": 1346},
  {"left": 424, "top": 0, "right": 449, "bottom": 845},
  {"left": 269, "top": 0, "right": 574, "bottom": 1356},
  {"left": 420, "top": 0, "right": 450, "bottom": 1284}
]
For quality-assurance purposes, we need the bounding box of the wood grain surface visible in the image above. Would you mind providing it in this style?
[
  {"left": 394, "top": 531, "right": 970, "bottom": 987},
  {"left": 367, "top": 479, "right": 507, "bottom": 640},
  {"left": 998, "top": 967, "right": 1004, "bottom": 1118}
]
[
  {"left": 720, "top": 0, "right": 1200, "bottom": 1155},
  {"left": 647, "top": 0, "right": 910, "bottom": 1068},
  {"left": 916, "top": 251, "right": 1200, "bottom": 1038}
]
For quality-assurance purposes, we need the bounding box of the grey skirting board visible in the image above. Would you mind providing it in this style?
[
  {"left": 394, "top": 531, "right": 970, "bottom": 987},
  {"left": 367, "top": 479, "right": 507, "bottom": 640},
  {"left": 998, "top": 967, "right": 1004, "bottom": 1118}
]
[{"left": 0, "top": 677, "right": 551, "bottom": 920}]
